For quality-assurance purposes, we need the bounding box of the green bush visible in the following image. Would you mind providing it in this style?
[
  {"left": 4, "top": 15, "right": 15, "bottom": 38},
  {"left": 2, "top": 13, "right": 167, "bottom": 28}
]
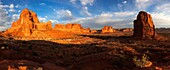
[{"left": 132, "top": 54, "right": 150, "bottom": 68}]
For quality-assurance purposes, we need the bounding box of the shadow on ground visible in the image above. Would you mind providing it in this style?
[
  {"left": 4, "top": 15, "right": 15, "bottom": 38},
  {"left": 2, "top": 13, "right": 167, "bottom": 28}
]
[{"left": 0, "top": 34, "right": 170, "bottom": 70}]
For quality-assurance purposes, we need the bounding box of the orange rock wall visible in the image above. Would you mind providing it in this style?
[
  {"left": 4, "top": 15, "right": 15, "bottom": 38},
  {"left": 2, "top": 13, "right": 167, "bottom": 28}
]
[{"left": 133, "top": 11, "right": 155, "bottom": 39}]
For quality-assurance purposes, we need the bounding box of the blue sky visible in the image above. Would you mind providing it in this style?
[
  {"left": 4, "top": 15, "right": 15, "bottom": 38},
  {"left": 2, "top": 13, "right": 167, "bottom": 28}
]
[{"left": 0, "top": 0, "right": 170, "bottom": 30}]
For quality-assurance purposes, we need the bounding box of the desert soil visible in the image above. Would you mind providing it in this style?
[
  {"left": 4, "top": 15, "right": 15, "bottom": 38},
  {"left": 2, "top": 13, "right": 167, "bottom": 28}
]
[{"left": 0, "top": 30, "right": 170, "bottom": 70}]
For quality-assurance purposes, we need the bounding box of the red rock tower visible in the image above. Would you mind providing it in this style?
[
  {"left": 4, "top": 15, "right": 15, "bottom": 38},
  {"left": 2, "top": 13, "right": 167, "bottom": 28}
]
[
  {"left": 133, "top": 11, "right": 155, "bottom": 39},
  {"left": 3, "top": 8, "right": 52, "bottom": 36}
]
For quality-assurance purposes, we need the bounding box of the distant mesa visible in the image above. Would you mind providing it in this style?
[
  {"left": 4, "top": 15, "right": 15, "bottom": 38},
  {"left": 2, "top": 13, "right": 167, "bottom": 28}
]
[
  {"left": 101, "top": 26, "right": 116, "bottom": 33},
  {"left": 54, "top": 23, "right": 90, "bottom": 33},
  {"left": 121, "top": 28, "right": 133, "bottom": 32},
  {"left": 91, "top": 30, "right": 97, "bottom": 33},
  {"left": 133, "top": 11, "right": 155, "bottom": 39}
]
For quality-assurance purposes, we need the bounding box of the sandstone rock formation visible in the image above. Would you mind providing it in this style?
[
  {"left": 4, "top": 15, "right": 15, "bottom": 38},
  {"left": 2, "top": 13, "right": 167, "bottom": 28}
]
[
  {"left": 122, "top": 28, "right": 133, "bottom": 32},
  {"left": 91, "top": 30, "right": 97, "bottom": 33},
  {"left": 133, "top": 11, "right": 155, "bottom": 39},
  {"left": 54, "top": 23, "right": 90, "bottom": 33},
  {"left": 34, "top": 21, "right": 52, "bottom": 30},
  {"left": 3, "top": 8, "right": 53, "bottom": 37},
  {"left": 101, "top": 26, "right": 116, "bottom": 33}
]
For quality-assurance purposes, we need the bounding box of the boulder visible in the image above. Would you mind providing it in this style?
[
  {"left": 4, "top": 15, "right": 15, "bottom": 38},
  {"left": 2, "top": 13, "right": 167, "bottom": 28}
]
[
  {"left": 133, "top": 11, "right": 155, "bottom": 39},
  {"left": 101, "top": 26, "right": 116, "bottom": 33}
]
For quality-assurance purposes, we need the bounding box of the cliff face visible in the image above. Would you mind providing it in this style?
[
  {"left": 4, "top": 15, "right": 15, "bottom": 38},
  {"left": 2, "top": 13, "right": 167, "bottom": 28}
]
[
  {"left": 54, "top": 24, "right": 90, "bottom": 33},
  {"left": 34, "top": 21, "right": 52, "bottom": 30},
  {"left": 133, "top": 11, "right": 155, "bottom": 39},
  {"left": 3, "top": 8, "right": 52, "bottom": 36}
]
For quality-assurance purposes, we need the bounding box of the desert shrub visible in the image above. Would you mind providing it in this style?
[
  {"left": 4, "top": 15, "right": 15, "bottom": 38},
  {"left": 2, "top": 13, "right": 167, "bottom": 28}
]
[{"left": 132, "top": 54, "right": 150, "bottom": 68}]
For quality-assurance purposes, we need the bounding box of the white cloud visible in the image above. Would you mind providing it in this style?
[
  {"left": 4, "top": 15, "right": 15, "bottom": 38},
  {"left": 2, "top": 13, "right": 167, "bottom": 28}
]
[
  {"left": 49, "top": 20, "right": 58, "bottom": 23},
  {"left": 135, "top": 0, "right": 153, "bottom": 10},
  {"left": 155, "top": 3, "right": 170, "bottom": 14},
  {"left": 80, "top": 0, "right": 94, "bottom": 6},
  {"left": 0, "top": 26, "right": 6, "bottom": 31},
  {"left": 0, "top": 4, "right": 8, "bottom": 8},
  {"left": 9, "top": 4, "right": 16, "bottom": 12},
  {"left": 81, "top": 6, "right": 91, "bottom": 16},
  {"left": 114, "top": 11, "right": 137, "bottom": 17},
  {"left": 12, "top": 14, "right": 19, "bottom": 22},
  {"left": 56, "top": 9, "right": 74, "bottom": 20},
  {"left": 15, "top": 4, "right": 20, "bottom": 8},
  {"left": 0, "top": 8, "right": 11, "bottom": 26},
  {"left": 152, "top": 13, "right": 170, "bottom": 28},
  {"left": 0, "top": 1, "right": 12, "bottom": 30},
  {"left": 151, "top": 3, "right": 170, "bottom": 28},
  {"left": 79, "top": 0, "right": 94, "bottom": 17},
  {"left": 9, "top": 9, "right": 15, "bottom": 12},
  {"left": 70, "top": 0, "right": 77, "bottom": 4},
  {"left": 18, "top": 10, "right": 21, "bottom": 13},
  {"left": 0, "top": 1, "right": 21, "bottom": 31},
  {"left": 39, "top": 16, "right": 47, "bottom": 22},
  {"left": 136, "top": 0, "right": 149, "bottom": 2},
  {"left": 39, "top": 3, "right": 46, "bottom": 6},
  {"left": 65, "top": 11, "right": 136, "bottom": 29},
  {"left": 0, "top": 1, "right": 8, "bottom": 9},
  {"left": 123, "top": 1, "right": 127, "bottom": 4},
  {"left": 9, "top": 4, "right": 14, "bottom": 9},
  {"left": 99, "top": 13, "right": 113, "bottom": 17},
  {"left": 39, "top": 16, "right": 59, "bottom": 24}
]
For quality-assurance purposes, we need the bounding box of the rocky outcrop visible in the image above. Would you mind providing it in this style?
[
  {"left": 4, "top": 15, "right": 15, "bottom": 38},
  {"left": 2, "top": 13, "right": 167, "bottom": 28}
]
[
  {"left": 54, "top": 24, "right": 83, "bottom": 30},
  {"left": 101, "top": 26, "right": 116, "bottom": 33},
  {"left": 133, "top": 11, "right": 155, "bottom": 39},
  {"left": 34, "top": 21, "right": 52, "bottom": 30},
  {"left": 122, "top": 28, "right": 133, "bottom": 32},
  {"left": 54, "top": 23, "right": 90, "bottom": 33},
  {"left": 91, "top": 30, "right": 97, "bottom": 33},
  {"left": 6, "top": 8, "right": 37, "bottom": 36},
  {"left": 3, "top": 8, "right": 53, "bottom": 37}
]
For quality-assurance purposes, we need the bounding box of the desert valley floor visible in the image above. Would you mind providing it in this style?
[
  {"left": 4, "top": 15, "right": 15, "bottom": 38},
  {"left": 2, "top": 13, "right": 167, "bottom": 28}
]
[{"left": 0, "top": 29, "right": 170, "bottom": 70}]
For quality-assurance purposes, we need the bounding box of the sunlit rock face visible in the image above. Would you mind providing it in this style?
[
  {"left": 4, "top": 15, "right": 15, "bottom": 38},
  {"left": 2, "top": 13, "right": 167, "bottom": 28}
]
[
  {"left": 133, "top": 11, "right": 155, "bottom": 39},
  {"left": 3, "top": 8, "right": 53, "bottom": 37},
  {"left": 34, "top": 21, "right": 52, "bottom": 30},
  {"left": 101, "top": 26, "right": 116, "bottom": 33},
  {"left": 54, "top": 23, "right": 91, "bottom": 33}
]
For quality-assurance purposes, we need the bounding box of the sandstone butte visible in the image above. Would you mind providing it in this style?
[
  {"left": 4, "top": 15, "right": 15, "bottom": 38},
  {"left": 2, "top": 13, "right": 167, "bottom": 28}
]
[
  {"left": 133, "top": 11, "right": 155, "bottom": 39},
  {"left": 53, "top": 24, "right": 91, "bottom": 33},
  {"left": 101, "top": 26, "right": 116, "bottom": 33},
  {"left": 2, "top": 8, "right": 91, "bottom": 39}
]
